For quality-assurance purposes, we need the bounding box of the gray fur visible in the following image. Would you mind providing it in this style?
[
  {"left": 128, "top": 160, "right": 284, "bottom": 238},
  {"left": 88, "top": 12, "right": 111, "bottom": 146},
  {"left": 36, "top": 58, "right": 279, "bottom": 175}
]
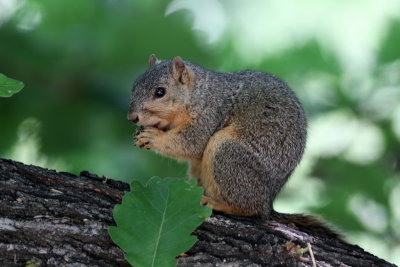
[{"left": 129, "top": 57, "right": 307, "bottom": 218}]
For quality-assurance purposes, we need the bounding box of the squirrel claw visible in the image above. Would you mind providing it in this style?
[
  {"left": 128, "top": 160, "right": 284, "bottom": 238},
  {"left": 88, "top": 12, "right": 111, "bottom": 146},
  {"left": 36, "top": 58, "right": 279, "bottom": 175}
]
[
  {"left": 133, "top": 126, "right": 145, "bottom": 137},
  {"left": 135, "top": 128, "right": 161, "bottom": 150},
  {"left": 137, "top": 141, "right": 151, "bottom": 149}
]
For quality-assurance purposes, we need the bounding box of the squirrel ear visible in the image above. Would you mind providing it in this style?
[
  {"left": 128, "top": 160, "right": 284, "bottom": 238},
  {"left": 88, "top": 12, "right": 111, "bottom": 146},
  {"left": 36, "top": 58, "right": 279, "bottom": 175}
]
[
  {"left": 171, "top": 56, "right": 194, "bottom": 86},
  {"left": 149, "top": 54, "right": 159, "bottom": 67}
]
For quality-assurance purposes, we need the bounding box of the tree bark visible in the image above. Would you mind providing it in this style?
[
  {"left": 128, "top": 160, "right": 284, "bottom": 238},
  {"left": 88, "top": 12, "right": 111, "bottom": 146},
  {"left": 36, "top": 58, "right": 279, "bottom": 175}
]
[{"left": 0, "top": 158, "right": 395, "bottom": 267}]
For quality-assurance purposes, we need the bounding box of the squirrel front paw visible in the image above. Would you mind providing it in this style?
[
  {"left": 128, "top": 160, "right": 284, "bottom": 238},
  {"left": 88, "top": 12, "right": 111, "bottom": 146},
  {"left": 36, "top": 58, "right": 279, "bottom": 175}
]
[
  {"left": 134, "top": 127, "right": 164, "bottom": 150},
  {"left": 134, "top": 125, "right": 145, "bottom": 136}
]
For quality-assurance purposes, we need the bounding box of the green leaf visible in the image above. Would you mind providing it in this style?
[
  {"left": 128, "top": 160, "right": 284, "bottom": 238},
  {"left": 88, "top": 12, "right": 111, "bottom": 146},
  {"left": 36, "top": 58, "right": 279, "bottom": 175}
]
[
  {"left": 109, "top": 177, "right": 211, "bottom": 267},
  {"left": 0, "top": 74, "right": 24, "bottom": 97}
]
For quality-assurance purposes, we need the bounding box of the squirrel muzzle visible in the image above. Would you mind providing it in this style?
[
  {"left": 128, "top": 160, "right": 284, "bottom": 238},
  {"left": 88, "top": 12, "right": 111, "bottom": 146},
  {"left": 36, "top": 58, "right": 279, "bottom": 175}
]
[
  {"left": 128, "top": 111, "right": 171, "bottom": 131},
  {"left": 127, "top": 112, "right": 139, "bottom": 123}
]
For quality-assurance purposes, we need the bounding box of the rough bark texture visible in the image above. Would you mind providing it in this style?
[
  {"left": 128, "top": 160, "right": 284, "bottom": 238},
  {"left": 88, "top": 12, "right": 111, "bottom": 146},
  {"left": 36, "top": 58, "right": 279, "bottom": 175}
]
[{"left": 0, "top": 158, "right": 395, "bottom": 267}]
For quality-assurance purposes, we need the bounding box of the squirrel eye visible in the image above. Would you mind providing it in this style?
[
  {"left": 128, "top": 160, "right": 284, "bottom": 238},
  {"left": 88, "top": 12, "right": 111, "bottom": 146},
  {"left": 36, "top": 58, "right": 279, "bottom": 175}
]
[{"left": 154, "top": 87, "right": 166, "bottom": 98}]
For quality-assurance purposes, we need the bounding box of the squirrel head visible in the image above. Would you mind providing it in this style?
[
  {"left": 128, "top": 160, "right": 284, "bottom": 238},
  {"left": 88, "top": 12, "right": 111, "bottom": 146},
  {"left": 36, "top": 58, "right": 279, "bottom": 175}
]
[{"left": 127, "top": 55, "right": 195, "bottom": 131}]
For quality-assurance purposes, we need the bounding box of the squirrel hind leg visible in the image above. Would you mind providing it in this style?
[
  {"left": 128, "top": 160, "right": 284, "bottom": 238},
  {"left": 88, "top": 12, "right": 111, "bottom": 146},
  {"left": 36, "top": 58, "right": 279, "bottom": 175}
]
[{"left": 201, "top": 130, "right": 271, "bottom": 217}]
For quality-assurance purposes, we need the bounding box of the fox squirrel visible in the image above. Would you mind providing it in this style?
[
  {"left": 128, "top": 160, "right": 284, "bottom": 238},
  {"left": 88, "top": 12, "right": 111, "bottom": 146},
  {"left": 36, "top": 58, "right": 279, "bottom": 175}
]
[{"left": 128, "top": 55, "right": 340, "bottom": 239}]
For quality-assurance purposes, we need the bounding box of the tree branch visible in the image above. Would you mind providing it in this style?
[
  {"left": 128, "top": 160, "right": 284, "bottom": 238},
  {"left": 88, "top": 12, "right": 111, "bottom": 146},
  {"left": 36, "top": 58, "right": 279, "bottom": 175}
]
[{"left": 0, "top": 158, "right": 394, "bottom": 266}]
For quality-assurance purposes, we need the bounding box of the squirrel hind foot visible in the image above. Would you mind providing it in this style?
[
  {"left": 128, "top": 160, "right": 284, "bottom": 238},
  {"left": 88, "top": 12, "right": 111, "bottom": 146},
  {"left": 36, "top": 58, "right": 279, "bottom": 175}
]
[{"left": 202, "top": 195, "right": 261, "bottom": 217}]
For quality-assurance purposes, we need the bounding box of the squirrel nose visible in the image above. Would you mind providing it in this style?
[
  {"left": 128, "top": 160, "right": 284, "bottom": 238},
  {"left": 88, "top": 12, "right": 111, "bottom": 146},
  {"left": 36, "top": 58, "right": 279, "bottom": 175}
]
[
  {"left": 127, "top": 113, "right": 139, "bottom": 123},
  {"left": 131, "top": 116, "right": 139, "bottom": 123}
]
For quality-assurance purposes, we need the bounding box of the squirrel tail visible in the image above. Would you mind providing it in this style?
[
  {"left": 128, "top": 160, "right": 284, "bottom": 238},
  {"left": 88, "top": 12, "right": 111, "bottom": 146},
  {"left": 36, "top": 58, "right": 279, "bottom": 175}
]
[{"left": 270, "top": 210, "right": 343, "bottom": 240}]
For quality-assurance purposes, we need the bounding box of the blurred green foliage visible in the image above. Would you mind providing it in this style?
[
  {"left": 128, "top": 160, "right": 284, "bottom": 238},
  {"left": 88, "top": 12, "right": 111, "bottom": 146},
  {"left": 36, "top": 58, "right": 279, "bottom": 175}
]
[{"left": 0, "top": 0, "right": 399, "bottom": 264}]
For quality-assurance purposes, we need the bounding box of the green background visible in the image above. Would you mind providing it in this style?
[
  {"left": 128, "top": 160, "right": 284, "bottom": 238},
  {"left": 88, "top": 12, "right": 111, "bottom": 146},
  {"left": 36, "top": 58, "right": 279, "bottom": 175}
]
[{"left": 1, "top": 0, "right": 399, "bottom": 264}]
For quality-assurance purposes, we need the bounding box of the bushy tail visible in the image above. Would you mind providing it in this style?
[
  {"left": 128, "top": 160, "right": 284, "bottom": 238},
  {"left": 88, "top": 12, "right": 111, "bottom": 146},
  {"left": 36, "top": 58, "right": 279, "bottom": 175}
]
[{"left": 271, "top": 210, "right": 343, "bottom": 240}]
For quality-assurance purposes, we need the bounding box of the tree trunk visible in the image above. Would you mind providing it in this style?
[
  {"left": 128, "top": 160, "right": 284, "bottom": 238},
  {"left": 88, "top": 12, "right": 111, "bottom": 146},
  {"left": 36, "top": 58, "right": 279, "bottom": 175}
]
[{"left": 0, "top": 158, "right": 395, "bottom": 266}]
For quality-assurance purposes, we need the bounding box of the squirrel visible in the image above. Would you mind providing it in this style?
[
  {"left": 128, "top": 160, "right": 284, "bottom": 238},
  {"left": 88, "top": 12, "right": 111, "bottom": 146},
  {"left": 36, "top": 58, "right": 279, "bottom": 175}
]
[{"left": 128, "top": 55, "right": 340, "bottom": 239}]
